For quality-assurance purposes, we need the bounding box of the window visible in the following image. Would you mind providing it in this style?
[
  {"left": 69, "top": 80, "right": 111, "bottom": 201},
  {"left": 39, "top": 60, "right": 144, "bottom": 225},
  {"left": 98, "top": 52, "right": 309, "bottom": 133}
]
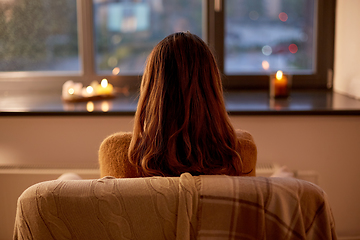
[
  {"left": 208, "top": 0, "right": 335, "bottom": 89},
  {"left": 93, "top": 0, "right": 203, "bottom": 75},
  {"left": 0, "top": 0, "right": 335, "bottom": 90},
  {"left": 225, "top": 0, "right": 316, "bottom": 75}
]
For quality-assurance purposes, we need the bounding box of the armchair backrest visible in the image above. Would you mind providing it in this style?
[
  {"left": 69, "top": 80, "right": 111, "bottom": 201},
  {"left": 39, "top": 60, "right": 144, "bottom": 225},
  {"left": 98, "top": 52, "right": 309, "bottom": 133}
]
[{"left": 13, "top": 174, "right": 337, "bottom": 240}]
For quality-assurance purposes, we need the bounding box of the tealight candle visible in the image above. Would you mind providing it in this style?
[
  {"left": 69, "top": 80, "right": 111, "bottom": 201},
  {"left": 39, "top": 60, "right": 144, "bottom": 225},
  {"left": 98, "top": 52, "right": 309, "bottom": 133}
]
[
  {"left": 270, "top": 70, "right": 291, "bottom": 98},
  {"left": 96, "top": 79, "right": 114, "bottom": 95},
  {"left": 68, "top": 88, "right": 75, "bottom": 95},
  {"left": 62, "top": 80, "right": 83, "bottom": 100},
  {"left": 82, "top": 85, "right": 95, "bottom": 98}
]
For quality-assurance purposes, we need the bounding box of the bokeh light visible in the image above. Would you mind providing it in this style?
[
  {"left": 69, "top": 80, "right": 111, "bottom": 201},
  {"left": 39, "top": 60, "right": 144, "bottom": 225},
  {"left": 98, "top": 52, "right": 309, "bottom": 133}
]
[
  {"left": 111, "top": 35, "right": 122, "bottom": 45},
  {"left": 262, "top": 60, "right": 270, "bottom": 70},
  {"left": 101, "top": 101, "right": 110, "bottom": 112},
  {"left": 112, "top": 67, "right": 120, "bottom": 75},
  {"left": 279, "top": 12, "right": 288, "bottom": 22},
  {"left": 86, "top": 101, "right": 94, "bottom": 112},
  {"left": 262, "top": 45, "right": 272, "bottom": 56},
  {"left": 289, "top": 44, "right": 298, "bottom": 54},
  {"left": 107, "top": 57, "right": 118, "bottom": 67}
]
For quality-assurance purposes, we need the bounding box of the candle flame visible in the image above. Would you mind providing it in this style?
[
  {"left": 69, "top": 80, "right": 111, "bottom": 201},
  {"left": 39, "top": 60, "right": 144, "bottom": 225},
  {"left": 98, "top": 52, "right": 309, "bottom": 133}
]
[
  {"left": 86, "top": 86, "right": 93, "bottom": 94},
  {"left": 101, "top": 79, "right": 108, "bottom": 88},
  {"left": 276, "top": 70, "right": 283, "bottom": 80}
]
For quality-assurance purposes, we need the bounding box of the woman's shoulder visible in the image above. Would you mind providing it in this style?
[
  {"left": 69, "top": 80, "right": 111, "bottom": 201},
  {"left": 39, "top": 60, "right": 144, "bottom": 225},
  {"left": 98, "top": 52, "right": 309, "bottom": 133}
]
[
  {"left": 101, "top": 132, "right": 132, "bottom": 144},
  {"left": 98, "top": 132, "right": 133, "bottom": 161},
  {"left": 234, "top": 129, "right": 257, "bottom": 176},
  {"left": 235, "top": 129, "right": 255, "bottom": 144},
  {"left": 98, "top": 132, "right": 139, "bottom": 178},
  {"left": 98, "top": 132, "right": 133, "bottom": 159}
]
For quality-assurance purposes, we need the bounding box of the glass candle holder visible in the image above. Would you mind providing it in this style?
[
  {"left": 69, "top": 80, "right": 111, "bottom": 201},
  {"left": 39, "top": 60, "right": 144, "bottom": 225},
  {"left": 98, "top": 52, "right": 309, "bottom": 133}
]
[{"left": 269, "top": 70, "right": 292, "bottom": 98}]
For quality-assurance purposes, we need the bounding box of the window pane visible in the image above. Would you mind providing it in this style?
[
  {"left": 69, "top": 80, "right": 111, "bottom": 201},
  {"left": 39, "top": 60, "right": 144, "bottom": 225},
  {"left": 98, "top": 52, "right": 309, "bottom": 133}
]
[
  {"left": 93, "top": 0, "right": 203, "bottom": 75},
  {"left": 225, "top": 0, "right": 316, "bottom": 75},
  {"left": 0, "top": 0, "right": 79, "bottom": 72}
]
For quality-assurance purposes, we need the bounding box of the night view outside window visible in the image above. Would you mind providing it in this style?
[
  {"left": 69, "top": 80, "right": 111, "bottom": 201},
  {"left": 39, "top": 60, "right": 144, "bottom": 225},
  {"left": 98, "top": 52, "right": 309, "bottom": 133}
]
[
  {"left": 93, "top": 0, "right": 203, "bottom": 75},
  {"left": 0, "top": 0, "right": 321, "bottom": 81},
  {"left": 225, "top": 0, "right": 316, "bottom": 75},
  {"left": 0, "top": 0, "right": 80, "bottom": 72}
]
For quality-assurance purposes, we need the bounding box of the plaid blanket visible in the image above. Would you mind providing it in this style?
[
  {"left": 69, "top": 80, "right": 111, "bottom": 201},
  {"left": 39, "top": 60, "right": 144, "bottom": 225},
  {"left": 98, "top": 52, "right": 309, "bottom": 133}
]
[
  {"left": 13, "top": 174, "right": 336, "bottom": 240},
  {"left": 196, "top": 175, "right": 337, "bottom": 240}
]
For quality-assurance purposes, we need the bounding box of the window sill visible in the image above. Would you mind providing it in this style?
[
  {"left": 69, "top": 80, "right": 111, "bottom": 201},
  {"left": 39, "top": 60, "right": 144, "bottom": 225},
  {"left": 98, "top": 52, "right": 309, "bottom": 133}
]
[{"left": 1, "top": 90, "right": 360, "bottom": 116}]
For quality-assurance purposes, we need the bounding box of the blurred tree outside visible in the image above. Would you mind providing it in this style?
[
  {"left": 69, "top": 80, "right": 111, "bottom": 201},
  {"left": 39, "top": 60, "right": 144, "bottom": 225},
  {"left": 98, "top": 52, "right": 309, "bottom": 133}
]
[{"left": 0, "top": 0, "right": 78, "bottom": 71}]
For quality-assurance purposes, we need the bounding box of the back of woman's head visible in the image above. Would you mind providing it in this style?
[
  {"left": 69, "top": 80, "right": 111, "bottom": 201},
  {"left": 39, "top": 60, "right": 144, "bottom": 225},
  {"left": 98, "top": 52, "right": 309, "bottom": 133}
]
[{"left": 129, "top": 32, "right": 242, "bottom": 176}]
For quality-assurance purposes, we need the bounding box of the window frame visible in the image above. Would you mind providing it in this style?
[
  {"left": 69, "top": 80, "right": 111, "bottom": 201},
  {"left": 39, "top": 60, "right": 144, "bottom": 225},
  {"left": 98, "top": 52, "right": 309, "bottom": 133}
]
[
  {"left": 208, "top": 0, "right": 336, "bottom": 90},
  {"left": 0, "top": 0, "right": 336, "bottom": 91}
]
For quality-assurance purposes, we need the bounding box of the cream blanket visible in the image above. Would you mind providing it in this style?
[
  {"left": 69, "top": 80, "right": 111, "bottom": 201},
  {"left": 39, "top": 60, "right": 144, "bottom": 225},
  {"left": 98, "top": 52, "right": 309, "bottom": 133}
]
[
  {"left": 14, "top": 173, "right": 198, "bottom": 240},
  {"left": 13, "top": 174, "right": 336, "bottom": 240}
]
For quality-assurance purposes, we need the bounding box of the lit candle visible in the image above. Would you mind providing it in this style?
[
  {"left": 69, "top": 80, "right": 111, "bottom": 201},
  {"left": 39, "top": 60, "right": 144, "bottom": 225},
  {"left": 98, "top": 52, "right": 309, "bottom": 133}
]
[
  {"left": 68, "top": 88, "right": 75, "bottom": 95},
  {"left": 270, "top": 70, "right": 290, "bottom": 98},
  {"left": 62, "top": 80, "right": 83, "bottom": 100},
  {"left": 96, "top": 79, "right": 114, "bottom": 95},
  {"left": 82, "top": 85, "right": 95, "bottom": 98}
]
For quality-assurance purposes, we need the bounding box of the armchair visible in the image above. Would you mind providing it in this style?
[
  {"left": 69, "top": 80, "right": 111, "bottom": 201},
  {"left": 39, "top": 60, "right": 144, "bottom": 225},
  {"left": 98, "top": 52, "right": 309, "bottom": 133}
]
[{"left": 13, "top": 173, "right": 337, "bottom": 240}]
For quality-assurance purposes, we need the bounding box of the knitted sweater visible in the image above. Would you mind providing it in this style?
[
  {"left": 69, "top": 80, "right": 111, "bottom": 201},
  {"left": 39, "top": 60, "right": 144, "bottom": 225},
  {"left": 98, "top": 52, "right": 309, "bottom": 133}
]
[{"left": 98, "top": 130, "right": 257, "bottom": 178}]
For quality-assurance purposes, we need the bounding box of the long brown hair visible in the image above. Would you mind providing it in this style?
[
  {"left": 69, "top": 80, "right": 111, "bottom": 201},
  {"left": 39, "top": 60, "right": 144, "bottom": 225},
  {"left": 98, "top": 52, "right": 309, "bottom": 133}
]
[{"left": 128, "top": 32, "right": 243, "bottom": 177}]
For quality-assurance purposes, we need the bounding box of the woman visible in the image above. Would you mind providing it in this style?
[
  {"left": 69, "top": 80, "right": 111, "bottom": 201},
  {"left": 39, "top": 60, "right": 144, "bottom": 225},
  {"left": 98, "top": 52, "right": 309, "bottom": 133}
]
[{"left": 99, "top": 32, "right": 257, "bottom": 178}]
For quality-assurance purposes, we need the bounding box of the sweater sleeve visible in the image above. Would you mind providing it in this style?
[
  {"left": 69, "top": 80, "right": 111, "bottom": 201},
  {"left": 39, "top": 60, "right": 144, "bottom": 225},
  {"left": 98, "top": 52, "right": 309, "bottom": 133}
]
[
  {"left": 235, "top": 129, "right": 258, "bottom": 177},
  {"left": 98, "top": 132, "right": 140, "bottom": 178}
]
